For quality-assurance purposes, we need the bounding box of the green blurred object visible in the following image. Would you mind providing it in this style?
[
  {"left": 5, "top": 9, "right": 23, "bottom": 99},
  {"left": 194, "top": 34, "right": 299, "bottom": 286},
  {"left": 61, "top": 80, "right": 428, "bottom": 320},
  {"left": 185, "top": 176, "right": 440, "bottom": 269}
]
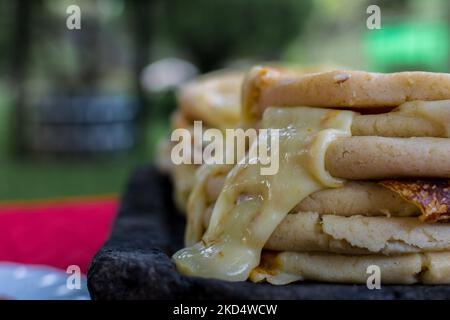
[{"left": 364, "top": 22, "right": 450, "bottom": 72}]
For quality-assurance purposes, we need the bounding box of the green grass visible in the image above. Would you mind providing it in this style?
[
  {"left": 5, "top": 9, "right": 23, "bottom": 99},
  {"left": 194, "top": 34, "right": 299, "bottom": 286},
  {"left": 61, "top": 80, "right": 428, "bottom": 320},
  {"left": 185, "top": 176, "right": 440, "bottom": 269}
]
[
  {"left": 0, "top": 155, "right": 142, "bottom": 201},
  {"left": 0, "top": 89, "right": 169, "bottom": 201}
]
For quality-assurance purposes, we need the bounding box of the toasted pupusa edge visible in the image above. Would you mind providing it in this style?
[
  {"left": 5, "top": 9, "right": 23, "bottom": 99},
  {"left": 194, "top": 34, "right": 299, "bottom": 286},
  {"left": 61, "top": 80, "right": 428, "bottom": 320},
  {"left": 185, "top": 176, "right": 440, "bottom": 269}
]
[
  {"left": 352, "top": 113, "right": 443, "bottom": 137},
  {"left": 177, "top": 70, "right": 243, "bottom": 130},
  {"left": 294, "top": 181, "right": 419, "bottom": 217},
  {"left": 352, "top": 100, "right": 450, "bottom": 137},
  {"left": 250, "top": 251, "right": 450, "bottom": 285},
  {"left": 204, "top": 178, "right": 419, "bottom": 218},
  {"left": 326, "top": 136, "right": 450, "bottom": 180},
  {"left": 242, "top": 66, "right": 450, "bottom": 124},
  {"left": 380, "top": 179, "right": 450, "bottom": 222}
]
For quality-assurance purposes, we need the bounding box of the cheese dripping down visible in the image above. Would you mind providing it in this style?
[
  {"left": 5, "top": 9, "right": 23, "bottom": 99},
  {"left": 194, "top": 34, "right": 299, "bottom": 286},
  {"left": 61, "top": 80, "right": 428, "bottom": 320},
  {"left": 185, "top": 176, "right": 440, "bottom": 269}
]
[{"left": 172, "top": 107, "right": 355, "bottom": 281}]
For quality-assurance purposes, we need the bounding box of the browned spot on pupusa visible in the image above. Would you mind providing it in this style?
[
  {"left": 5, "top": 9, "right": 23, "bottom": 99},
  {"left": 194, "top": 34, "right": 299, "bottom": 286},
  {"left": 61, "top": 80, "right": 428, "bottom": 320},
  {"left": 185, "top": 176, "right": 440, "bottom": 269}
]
[
  {"left": 252, "top": 251, "right": 281, "bottom": 276},
  {"left": 379, "top": 179, "right": 450, "bottom": 223},
  {"left": 250, "top": 67, "right": 279, "bottom": 117}
]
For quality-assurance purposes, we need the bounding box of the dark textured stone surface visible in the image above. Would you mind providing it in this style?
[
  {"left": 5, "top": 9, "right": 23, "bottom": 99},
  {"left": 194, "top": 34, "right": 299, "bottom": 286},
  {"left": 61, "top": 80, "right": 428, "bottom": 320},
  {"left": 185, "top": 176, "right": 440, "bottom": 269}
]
[{"left": 88, "top": 166, "right": 450, "bottom": 300}]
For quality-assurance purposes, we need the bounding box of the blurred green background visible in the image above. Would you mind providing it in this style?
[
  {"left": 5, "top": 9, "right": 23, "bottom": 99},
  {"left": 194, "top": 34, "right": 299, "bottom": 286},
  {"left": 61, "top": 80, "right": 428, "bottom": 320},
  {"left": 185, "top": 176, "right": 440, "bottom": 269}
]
[{"left": 0, "top": 0, "right": 449, "bottom": 201}]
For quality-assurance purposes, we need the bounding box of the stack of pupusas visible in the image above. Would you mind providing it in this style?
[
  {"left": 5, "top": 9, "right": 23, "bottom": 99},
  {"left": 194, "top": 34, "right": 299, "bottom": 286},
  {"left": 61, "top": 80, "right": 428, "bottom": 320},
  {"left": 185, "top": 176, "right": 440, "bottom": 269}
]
[
  {"left": 172, "top": 66, "right": 450, "bottom": 285},
  {"left": 156, "top": 70, "right": 244, "bottom": 212}
]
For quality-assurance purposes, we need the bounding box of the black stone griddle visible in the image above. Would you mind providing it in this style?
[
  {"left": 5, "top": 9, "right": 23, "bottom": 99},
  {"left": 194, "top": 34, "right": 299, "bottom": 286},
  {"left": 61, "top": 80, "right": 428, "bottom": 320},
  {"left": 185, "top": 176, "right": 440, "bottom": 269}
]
[{"left": 87, "top": 166, "right": 450, "bottom": 300}]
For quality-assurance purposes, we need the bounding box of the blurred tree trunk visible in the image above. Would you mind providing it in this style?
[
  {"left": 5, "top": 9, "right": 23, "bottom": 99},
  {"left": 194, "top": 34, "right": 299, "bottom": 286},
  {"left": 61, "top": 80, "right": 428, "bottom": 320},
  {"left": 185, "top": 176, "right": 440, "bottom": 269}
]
[
  {"left": 10, "top": 0, "right": 33, "bottom": 154},
  {"left": 127, "top": 0, "right": 153, "bottom": 151},
  {"left": 128, "top": 0, "right": 152, "bottom": 112}
]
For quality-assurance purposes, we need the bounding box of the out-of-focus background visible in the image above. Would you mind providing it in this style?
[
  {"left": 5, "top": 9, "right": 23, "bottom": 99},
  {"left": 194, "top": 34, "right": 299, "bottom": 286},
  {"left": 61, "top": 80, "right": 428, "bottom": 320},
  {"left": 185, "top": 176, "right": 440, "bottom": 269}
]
[
  {"left": 1, "top": 0, "right": 449, "bottom": 200},
  {"left": 0, "top": 0, "right": 448, "bottom": 299}
]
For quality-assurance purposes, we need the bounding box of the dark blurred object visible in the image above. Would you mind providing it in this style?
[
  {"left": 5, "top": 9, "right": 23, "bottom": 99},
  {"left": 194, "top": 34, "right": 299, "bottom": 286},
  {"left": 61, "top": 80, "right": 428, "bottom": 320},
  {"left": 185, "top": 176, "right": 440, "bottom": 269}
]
[
  {"left": 10, "top": 0, "right": 139, "bottom": 155},
  {"left": 165, "top": 0, "right": 312, "bottom": 71},
  {"left": 10, "top": 0, "right": 31, "bottom": 154},
  {"left": 25, "top": 95, "right": 137, "bottom": 153}
]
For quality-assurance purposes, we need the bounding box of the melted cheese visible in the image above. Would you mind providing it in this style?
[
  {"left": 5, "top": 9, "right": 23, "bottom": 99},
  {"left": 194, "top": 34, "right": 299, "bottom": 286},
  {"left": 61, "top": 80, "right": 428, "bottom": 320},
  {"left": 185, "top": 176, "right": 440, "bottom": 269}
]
[
  {"left": 179, "top": 72, "right": 243, "bottom": 130},
  {"left": 185, "top": 163, "right": 234, "bottom": 245},
  {"left": 173, "top": 107, "right": 355, "bottom": 281}
]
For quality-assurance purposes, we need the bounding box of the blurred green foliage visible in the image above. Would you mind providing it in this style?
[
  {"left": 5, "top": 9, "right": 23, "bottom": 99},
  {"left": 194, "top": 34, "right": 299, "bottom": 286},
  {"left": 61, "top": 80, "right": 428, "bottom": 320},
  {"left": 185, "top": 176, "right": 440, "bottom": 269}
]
[
  {"left": 365, "top": 22, "right": 450, "bottom": 72},
  {"left": 165, "top": 0, "right": 312, "bottom": 71}
]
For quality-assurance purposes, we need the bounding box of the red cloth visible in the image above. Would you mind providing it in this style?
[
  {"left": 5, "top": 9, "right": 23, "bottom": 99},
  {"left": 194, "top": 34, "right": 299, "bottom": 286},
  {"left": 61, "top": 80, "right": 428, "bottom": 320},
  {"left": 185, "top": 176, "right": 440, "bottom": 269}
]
[{"left": 0, "top": 196, "right": 118, "bottom": 274}]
